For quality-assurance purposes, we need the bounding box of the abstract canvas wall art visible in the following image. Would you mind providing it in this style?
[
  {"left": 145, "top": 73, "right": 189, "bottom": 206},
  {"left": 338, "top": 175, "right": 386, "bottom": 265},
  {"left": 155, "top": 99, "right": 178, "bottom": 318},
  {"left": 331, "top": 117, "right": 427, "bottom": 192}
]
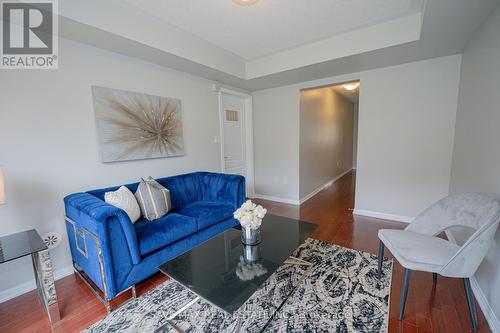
[{"left": 92, "top": 86, "right": 184, "bottom": 162}]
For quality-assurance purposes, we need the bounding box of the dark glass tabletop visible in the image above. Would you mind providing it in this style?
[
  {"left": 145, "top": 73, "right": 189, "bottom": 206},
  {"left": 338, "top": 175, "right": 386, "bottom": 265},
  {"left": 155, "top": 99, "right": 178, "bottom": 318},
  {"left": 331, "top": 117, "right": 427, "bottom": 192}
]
[
  {"left": 158, "top": 214, "right": 317, "bottom": 313},
  {"left": 0, "top": 229, "right": 47, "bottom": 264}
]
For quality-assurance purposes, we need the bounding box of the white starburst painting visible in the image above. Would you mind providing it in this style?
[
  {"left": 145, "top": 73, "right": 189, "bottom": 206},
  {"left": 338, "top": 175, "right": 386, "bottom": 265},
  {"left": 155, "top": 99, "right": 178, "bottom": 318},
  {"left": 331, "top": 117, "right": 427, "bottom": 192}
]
[{"left": 92, "top": 86, "right": 184, "bottom": 163}]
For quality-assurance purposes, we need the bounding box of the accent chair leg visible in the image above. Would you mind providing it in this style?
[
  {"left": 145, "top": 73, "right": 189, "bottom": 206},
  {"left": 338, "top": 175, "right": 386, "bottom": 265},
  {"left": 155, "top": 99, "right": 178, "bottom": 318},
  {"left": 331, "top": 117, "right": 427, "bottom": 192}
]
[
  {"left": 378, "top": 241, "right": 385, "bottom": 278},
  {"left": 399, "top": 268, "right": 411, "bottom": 320},
  {"left": 464, "top": 278, "right": 479, "bottom": 331},
  {"left": 432, "top": 273, "right": 437, "bottom": 286}
]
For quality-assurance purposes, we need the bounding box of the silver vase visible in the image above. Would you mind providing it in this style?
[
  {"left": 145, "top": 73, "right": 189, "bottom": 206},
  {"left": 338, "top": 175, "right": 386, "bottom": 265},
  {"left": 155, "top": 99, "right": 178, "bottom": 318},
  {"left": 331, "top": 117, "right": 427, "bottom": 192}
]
[
  {"left": 242, "top": 244, "right": 260, "bottom": 262},
  {"left": 241, "top": 226, "right": 261, "bottom": 245}
]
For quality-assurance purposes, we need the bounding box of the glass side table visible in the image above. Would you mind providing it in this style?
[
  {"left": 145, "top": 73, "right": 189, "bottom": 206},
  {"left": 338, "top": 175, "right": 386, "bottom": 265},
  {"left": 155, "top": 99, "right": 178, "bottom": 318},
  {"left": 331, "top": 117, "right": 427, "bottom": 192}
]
[{"left": 0, "top": 229, "right": 60, "bottom": 323}]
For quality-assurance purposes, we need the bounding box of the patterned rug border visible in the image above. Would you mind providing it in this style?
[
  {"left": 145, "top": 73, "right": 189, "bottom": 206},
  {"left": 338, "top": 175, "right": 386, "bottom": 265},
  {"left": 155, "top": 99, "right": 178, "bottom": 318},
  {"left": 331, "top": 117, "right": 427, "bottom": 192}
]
[
  {"left": 384, "top": 250, "right": 393, "bottom": 333},
  {"left": 82, "top": 238, "right": 394, "bottom": 333}
]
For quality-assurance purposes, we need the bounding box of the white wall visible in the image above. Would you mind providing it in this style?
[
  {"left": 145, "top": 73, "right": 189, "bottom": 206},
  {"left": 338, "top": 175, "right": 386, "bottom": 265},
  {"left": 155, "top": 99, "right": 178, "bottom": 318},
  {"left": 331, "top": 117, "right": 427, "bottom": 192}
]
[
  {"left": 253, "top": 55, "right": 461, "bottom": 213},
  {"left": 352, "top": 103, "right": 359, "bottom": 168},
  {"left": 449, "top": 5, "right": 500, "bottom": 330},
  {"left": 299, "top": 88, "right": 354, "bottom": 199},
  {"left": 252, "top": 86, "right": 300, "bottom": 202},
  {"left": 355, "top": 55, "right": 461, "bottom": 219},
  {"left": 0, "top": 38, "right": 222, "bottom": 299}
]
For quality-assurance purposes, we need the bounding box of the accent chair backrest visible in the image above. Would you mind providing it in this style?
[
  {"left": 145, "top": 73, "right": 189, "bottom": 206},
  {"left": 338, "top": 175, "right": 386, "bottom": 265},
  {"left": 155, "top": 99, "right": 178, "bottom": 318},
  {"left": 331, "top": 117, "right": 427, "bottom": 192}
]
[
  {"left": 440, "top": 218, "right": 500, "bottom": 277},
  {"left": 406, "top": 193, "right": 500, "bottom": 278},
  {"left": 405, "top": 193, "right": 500, "bottom": 236}
]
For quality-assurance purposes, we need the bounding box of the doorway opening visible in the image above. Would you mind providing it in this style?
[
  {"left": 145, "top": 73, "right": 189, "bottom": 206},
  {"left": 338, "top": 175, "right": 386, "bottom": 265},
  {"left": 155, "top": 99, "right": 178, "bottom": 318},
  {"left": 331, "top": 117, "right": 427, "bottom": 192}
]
[{"left": 299, "top": 80, "right": 359, "bottom": 204}]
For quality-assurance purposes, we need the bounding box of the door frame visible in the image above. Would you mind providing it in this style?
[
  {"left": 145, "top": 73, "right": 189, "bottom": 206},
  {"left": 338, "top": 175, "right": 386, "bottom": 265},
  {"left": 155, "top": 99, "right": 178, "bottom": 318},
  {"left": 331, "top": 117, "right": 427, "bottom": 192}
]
[{"left": 213, "top": 84, "right": 255, "bottom": 198}]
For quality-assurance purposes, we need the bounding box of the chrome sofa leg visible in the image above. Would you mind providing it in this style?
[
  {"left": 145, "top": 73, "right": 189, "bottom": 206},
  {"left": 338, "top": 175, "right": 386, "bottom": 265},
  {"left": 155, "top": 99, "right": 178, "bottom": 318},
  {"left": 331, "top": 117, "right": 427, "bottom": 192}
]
[
  {"left": 72, "top": 262, "right": 113, "bottom": 313},
  {"left": 105, "top": 300, "right": 111, "bottom": 314}
]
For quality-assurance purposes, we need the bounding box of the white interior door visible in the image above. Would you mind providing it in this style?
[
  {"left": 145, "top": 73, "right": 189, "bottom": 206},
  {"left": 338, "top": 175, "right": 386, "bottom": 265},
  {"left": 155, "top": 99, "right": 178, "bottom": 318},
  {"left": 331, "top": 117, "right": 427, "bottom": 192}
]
[{"left": 221, "top": 93, "right": 246, "bottom": 176}]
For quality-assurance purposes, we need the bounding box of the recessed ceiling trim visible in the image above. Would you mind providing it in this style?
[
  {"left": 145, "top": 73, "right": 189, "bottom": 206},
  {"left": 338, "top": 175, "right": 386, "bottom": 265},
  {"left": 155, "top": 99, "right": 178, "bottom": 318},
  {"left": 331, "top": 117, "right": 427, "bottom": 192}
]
[
  {"left": 59, "top": 0, "right": 246, "bottom": 78},
  {"left": 125, "top": 0, "right": 423, "bottom": 60},
  {"left": 58, "top": 0, "right": 422, "bottom": 80},
  {"left": 245, "top": 13, "right": 422, "bottom": 79},
  {"left": 54, "top": 0, "right": 498, "bottom": 91}
]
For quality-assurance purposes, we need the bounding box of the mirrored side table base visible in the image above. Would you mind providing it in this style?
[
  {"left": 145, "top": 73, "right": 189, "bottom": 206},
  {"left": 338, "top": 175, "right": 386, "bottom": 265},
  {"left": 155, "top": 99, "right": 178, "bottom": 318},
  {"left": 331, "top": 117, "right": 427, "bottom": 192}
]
[
  {"left": 0, "top": 229, "right": 60, "bottom": 324},
  {"left": 32, "top": 249, "right": 61, "bottom": 323}
]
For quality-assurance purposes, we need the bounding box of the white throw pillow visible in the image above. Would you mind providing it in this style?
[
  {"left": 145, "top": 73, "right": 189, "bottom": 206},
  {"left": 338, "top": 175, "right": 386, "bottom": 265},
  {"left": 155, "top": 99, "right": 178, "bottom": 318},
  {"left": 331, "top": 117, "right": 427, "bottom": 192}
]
[{"left": 105, "top": 186, "right": 141, "bottom": 223}]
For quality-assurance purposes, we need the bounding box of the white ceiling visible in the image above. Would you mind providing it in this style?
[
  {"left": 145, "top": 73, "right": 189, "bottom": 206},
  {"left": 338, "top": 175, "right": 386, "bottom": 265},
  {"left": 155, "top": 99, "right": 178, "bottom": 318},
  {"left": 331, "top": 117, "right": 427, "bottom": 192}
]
[{"left": 123, "top": 0, "right": 422, "bottom": 60}]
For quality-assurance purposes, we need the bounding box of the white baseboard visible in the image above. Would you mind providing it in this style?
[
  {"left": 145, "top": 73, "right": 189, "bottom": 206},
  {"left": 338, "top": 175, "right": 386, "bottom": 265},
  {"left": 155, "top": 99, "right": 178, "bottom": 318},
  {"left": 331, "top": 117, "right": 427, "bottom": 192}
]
[
  {"left": 299, "top": 168, "right": 353, "bottom": 204},
  {"left": 0, "top": 265, "right": 74, "bottom": 303},
  {"left": 445, "top": 231, "right": 500, "bottom": 333},
  {"left": 253, "top": 194, "right": 300, "bottom": 205},
  {"left": 352, "top": 209, "right": 414, "bottom": 223},
  {"left": 469, "top": 276, "right": 500, "bottom": 332},
  {"left": 254, "top": 169, "right": 354, "bottom": 206}
]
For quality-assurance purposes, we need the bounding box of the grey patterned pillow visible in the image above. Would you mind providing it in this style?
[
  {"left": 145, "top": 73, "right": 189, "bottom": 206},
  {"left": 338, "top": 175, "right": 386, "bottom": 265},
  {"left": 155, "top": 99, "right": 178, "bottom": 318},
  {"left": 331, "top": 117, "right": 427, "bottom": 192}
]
[{"left": 135, "top": 177, "right": 171, "bottom": 221}]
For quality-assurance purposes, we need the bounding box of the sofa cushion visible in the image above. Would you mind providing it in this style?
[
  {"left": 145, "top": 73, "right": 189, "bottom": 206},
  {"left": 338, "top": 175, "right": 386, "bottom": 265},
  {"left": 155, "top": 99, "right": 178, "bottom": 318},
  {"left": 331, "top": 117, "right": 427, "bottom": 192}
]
[
  {"left": 177, "top": 201, "right": 235, "bottom": 230},
  {"left": 156, "top": 173, "right": 203, "bottom": 211},
  {"left": 378, "top": 229, "right": 460, "bottom": 272},
  {"left": 134, "top": 213, "right": 197, "bottom": 256}
]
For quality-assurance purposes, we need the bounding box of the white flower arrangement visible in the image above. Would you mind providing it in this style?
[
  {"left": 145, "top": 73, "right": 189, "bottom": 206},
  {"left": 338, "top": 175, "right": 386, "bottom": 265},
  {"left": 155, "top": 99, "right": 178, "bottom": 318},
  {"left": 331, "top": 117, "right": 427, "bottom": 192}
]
[
  {"left": 235, "top": 256, "right": 268, "bottom": 281},
  {"left": 233, "top": 200, "right": 267, "bottom": 230}
]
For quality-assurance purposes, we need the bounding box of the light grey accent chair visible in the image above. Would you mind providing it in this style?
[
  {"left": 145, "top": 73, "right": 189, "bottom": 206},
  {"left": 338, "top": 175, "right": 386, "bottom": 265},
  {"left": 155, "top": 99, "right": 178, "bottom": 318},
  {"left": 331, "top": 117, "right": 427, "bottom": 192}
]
[{"left": 377, "top": 193, "right": 500, "bottom": 331}]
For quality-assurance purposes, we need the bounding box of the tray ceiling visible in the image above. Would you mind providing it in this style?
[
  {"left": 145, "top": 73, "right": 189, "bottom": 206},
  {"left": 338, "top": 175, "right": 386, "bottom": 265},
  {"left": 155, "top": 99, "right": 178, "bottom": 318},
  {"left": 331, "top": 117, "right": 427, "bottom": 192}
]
[
  {"left": 56, "top": 0, "right": 500, "bottom": 90},
  {"left": 123, "top": 0, "right": 423, "bottom": 60}
]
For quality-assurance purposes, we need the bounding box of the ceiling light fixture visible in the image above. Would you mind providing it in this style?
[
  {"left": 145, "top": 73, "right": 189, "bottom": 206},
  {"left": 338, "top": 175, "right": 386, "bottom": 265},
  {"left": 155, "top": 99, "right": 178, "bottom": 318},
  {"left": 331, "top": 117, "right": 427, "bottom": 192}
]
[
  {"left": 343, "top": 82, "right": 360, "bottom": 91},
  {"left": 233, "top": 0, "right": 259, "bottom": 6}
]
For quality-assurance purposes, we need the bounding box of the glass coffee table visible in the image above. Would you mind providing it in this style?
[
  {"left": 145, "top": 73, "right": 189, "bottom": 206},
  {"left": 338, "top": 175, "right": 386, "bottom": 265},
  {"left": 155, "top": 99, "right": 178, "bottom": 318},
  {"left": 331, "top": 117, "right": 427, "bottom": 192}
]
[{"left": 159, "top": 214, "right": 317, "bottom": 331}]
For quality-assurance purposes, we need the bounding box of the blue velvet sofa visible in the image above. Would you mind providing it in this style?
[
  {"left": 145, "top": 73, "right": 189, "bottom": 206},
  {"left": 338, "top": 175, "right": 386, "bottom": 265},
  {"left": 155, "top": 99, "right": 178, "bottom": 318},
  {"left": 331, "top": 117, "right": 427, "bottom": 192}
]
[{"left": 64, "top": 172, "right": 245, "bottom": 310}]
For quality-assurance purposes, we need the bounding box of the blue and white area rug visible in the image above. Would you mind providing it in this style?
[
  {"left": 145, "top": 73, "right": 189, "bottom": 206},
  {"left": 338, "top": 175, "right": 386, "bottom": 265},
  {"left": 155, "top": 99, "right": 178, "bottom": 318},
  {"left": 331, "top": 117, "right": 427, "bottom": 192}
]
[{"left": 83, "top": 239, "right": 393, "bottom": 333}]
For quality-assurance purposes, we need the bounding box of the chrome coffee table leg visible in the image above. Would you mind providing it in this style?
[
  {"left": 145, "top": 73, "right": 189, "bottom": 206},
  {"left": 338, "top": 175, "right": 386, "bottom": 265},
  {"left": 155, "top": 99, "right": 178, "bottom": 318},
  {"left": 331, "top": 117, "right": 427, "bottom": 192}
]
[
  {"left": 259, "top": 256, "right": 314, "bottom": 332},
  {"left": 167, "top": 296, "right": 200, "bottom": 333}
]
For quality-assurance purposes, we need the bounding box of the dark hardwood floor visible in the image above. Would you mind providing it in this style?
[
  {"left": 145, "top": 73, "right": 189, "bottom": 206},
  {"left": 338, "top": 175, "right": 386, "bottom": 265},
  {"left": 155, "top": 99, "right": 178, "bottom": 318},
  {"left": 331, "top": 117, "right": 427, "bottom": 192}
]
[{"left": 0, "top": 171, "right": 489, "bottom": 332}]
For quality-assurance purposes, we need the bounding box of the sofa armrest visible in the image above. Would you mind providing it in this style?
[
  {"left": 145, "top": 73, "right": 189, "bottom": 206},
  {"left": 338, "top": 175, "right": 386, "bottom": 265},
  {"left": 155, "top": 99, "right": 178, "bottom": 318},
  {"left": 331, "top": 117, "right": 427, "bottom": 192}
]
[
  {"left": 64, "top": 192, "right": 141, "bottom": 266},
  {"left": 201, "top": 173, "right": 246, "bottom": 208},
  {"left": 64, "top": 192, "right": 143, "bottom": 298}
]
